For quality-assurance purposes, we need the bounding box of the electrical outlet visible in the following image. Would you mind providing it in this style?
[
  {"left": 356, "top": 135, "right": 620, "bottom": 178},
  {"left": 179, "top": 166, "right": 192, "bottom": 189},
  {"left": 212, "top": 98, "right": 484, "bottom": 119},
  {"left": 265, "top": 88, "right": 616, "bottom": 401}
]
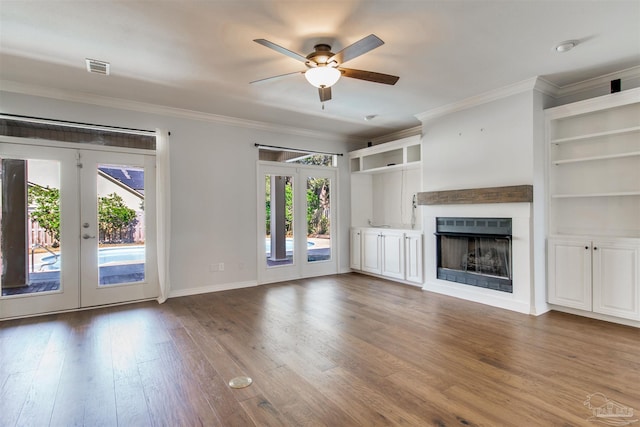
[{"left": 218, "top": 262, "right": 224, "bottom": 272}]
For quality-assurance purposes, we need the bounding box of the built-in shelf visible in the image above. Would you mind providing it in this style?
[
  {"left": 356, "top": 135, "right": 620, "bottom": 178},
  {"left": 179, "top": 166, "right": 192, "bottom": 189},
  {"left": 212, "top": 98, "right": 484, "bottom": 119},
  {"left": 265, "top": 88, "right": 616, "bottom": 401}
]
[
  {"left": 349, "top": 135, "right": 421, "bottom": 174},
  {"left": 551, "top": 125, "right": 640, "bottom": 145},
  {"left": 552, "top": 231, "right": 640, "bottom": 239},
  {"left": 552, "top": 151, "right": 640, "bottom": 165},
  {"left": 350, "top": 134, "right": 423, "bottom": 235},
  {"left": 352, "top": 161, "right": 420, "bottom": 175},
  {"left": 551, "top": 191, "right": 640, "bottom": 199},
  {"left": 546, "top": 87, "right": 640, "bottom": 240}
]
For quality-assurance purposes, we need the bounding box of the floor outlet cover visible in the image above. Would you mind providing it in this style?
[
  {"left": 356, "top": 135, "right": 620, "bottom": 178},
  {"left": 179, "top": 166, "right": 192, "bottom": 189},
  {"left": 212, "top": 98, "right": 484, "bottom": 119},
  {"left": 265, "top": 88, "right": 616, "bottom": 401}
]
[{"left": 229, "top": 376, "right": 253, "bottom": 389}]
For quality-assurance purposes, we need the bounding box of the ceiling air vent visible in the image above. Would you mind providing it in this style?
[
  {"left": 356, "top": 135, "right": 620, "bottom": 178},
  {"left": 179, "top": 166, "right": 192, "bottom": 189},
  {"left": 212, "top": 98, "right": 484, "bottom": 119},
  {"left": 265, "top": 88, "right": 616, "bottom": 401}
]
[{"left": 85, "top": 58, "right": 110, "bottom": 75}]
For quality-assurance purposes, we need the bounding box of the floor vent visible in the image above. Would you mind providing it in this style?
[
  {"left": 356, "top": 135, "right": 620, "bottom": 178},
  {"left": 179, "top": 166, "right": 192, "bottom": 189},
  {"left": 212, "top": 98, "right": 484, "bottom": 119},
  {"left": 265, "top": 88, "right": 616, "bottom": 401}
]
[{"left": 85, "top": 58, "right": 110, "bottom": 75}]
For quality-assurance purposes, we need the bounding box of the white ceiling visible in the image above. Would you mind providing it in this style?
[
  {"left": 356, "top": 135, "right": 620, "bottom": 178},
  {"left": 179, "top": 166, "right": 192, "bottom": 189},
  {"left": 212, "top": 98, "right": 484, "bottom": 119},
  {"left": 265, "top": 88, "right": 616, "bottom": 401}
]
[{"left": 1, "top": 1, "right": 639, "bottom": 139}]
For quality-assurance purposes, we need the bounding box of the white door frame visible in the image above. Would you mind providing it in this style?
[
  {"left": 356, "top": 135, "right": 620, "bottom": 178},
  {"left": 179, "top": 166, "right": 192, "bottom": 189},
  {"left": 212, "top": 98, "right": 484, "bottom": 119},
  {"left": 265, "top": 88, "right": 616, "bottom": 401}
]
[{"left": 0, "top": 142, "right": 80, "bottom": 318}]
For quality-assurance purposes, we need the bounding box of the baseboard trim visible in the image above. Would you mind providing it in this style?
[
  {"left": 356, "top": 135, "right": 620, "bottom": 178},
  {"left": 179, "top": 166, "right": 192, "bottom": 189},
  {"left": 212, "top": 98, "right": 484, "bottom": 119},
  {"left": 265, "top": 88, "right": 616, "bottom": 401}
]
[
  {"left": 168, "top": 280, "right": 258, "bottom": 298},
  {"left": 350, "top": 270, "right": 424, "bottom": 288},
  {"left": 547, "top": 305, "right": 640, "bottom": 328}
]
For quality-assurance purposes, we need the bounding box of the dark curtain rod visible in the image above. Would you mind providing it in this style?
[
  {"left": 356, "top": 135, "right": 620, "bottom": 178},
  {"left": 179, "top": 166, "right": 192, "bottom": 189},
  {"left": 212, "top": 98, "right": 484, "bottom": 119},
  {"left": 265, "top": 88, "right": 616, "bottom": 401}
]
[
  {"left": 0, "top": 113, "right": 156, "bottom": 135},
  {"left": 255, "top": 143, "right": 343, "bottom": 157}
]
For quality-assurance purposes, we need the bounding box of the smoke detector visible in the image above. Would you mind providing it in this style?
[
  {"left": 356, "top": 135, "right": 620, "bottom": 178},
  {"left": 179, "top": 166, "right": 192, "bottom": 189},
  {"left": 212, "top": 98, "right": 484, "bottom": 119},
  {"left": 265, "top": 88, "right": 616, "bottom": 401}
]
[
  {"left": 85, "top": 58, "right": 110, "bottom": 75},
  {"left": 555, "top": 40, "right": 578, "bottom": 53}
]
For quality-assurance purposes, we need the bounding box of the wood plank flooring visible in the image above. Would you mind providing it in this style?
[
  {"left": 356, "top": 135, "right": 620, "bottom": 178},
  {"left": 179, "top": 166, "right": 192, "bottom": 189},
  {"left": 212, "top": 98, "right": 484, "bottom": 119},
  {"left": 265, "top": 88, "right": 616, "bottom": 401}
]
[{"left": 1, "top": 273, "right": 639, "bottom": 426}]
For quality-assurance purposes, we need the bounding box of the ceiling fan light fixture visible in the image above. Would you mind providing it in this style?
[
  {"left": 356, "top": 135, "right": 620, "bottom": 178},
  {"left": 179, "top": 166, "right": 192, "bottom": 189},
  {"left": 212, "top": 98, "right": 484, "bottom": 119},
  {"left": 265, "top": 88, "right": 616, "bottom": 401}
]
[{"left": 305, "top": 66, "right": 341, "bottom": 88}]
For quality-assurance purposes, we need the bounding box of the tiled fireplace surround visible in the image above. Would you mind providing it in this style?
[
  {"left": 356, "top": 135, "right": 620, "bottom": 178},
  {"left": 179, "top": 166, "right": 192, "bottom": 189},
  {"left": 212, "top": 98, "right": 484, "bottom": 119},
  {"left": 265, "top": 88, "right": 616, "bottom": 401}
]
[{"left": 418, "top": 186, "right": 536, "bottom": 314}]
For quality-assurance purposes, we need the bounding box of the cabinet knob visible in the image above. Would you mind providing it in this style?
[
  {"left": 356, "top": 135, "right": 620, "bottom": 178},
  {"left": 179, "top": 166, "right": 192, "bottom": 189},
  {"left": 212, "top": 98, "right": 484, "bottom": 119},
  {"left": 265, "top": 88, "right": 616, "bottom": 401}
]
[
  {"left": 593, "top": 247, "right": 598, "bottom": 250},
  {"left": 585, "top": 246, "right": 589, "bottom": 250}
]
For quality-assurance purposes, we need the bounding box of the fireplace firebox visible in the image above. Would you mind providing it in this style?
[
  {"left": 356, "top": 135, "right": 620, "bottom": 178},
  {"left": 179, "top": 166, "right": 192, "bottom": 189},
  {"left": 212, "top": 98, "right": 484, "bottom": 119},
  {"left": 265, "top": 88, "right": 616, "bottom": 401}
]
[{"left": 436, "top": 217, "right": 512, "bottom": 293}]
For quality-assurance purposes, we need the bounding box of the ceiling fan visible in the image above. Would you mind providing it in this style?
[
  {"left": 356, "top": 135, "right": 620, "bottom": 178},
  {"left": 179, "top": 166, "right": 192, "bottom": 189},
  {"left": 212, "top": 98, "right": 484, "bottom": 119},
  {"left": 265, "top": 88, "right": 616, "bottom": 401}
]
[{"left": 251, "top": 34, "right": 399, "bottom": 103}]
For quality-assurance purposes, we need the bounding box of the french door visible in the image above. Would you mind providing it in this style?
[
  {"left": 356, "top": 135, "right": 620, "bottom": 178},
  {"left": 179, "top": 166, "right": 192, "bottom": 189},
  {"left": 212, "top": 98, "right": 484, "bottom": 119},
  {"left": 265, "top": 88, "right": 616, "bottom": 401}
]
[
  {"left": 257, "top": 162, "right": 338, "bottom": 284},
  {"left": 0, "top": 141, "right": 158, "bottom": 319}
]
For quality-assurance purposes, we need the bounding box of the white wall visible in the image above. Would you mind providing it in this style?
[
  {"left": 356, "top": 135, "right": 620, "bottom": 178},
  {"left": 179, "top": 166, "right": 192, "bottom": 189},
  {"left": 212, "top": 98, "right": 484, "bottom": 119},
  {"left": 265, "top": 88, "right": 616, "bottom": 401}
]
[
  {"left": 350, "top": 173, "right": 372, "bottom": 227},
  {"left": 0, "top": 91, "right": 354, "bottom": 296},
  {"left": 422, "top": 92, "right": 534, "bottom": 190},
  {"left": 371, "top": 167, "right": 421, "bottom": 229}
]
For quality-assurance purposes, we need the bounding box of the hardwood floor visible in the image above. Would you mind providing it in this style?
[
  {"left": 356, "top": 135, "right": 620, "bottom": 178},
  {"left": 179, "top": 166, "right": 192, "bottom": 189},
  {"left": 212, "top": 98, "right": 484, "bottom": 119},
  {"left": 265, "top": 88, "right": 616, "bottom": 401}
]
[{"left": 1, "top": 273, "right": 638, "bottom": 426}]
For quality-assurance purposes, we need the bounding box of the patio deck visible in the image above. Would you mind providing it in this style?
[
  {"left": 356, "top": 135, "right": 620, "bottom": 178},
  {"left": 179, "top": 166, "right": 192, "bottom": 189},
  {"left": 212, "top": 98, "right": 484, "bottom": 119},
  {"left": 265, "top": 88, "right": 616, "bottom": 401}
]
[{"left": 1, "top": 264, "right": 144, "bottom": 296}]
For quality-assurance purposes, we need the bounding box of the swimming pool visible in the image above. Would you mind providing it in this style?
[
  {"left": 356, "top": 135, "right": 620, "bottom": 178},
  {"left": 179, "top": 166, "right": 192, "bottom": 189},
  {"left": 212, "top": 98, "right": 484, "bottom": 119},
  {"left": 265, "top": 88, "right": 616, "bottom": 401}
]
[
  {"left": 265, "top": 238, "right": 314, "bottom": 253},
  {"left": 39, "top": 246, "right": 145, "bottom": 271}
]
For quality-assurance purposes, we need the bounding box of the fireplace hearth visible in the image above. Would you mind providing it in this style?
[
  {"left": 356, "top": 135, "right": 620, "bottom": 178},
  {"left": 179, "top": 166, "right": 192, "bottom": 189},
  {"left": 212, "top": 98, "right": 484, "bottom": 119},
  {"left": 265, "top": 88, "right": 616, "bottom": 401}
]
[{"left": 436, "top": 217, "right": 512, "bottom": 293}]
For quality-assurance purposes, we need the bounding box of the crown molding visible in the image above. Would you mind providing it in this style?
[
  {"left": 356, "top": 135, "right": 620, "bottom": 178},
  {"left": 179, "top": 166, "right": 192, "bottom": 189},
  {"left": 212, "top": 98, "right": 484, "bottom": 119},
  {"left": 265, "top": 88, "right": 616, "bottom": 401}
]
[
  {"left": 415, "top": 67, "right": 640, "bottom": 123},
  {"left": 532, "top": 77, "right": 560, "bottom": 97},
  {"left": 551, "top": 65, "right": 640, "bottom": 98},
  {"left": 0, "top": 80, "right": 359, "bottom": 143},
  {"left": 415, "top": 77, "right": 540, "bottom": 123},
  {"left": 369, "top": 125, "right": 422, "bottom": 145}
]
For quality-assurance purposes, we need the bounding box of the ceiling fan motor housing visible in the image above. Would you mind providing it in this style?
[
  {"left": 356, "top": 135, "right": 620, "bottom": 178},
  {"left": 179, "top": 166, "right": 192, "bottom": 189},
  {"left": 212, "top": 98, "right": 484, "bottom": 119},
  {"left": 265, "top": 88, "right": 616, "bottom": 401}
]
[{"left": 306, "top": 44, "right": 336, "bottom": 68}]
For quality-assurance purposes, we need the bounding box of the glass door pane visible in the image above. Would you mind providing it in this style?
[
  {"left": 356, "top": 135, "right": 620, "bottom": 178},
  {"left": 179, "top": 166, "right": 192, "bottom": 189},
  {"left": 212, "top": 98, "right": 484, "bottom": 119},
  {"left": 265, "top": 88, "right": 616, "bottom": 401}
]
[
  {"left": 306, "top": 176, "right": 331, "bottom": 263},
  {"left": 1, "top": 158, "right": 62, "bottom": 296},
  {"left": 96, "top": 163, "right": 146, "bottom": 285},
  {"left": 265, "top": 174, "right": 294, "bottom": 267}
]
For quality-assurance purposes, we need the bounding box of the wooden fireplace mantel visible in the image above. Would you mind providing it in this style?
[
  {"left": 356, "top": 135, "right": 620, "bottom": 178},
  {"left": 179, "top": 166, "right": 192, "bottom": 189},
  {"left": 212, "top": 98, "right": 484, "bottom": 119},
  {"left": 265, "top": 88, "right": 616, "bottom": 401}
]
[{"left": 417, "top": 185, "right": 533, "bottom": 205}]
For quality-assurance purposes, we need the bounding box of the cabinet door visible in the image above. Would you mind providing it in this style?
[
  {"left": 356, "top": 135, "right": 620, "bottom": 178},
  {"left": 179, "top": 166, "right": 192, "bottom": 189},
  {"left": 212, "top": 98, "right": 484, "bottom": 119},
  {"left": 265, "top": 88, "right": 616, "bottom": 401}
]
[
  {"left": 548, "top": 238, "right": 592, "bottom": 310},
  {"left": 381, "top": 231, "right": 405, "bottom": 280},
  {"left": 405, "top": 233, "right": 423, "bottom": 284},
  {"left": 592, "top": 241, "right": 640, "bottom": 320},
  {"left": 350, "top": 229, "right": 362, "bottom": 270},
  {"left": 362, "top": 230, "right": 381, "bottom": 274}
]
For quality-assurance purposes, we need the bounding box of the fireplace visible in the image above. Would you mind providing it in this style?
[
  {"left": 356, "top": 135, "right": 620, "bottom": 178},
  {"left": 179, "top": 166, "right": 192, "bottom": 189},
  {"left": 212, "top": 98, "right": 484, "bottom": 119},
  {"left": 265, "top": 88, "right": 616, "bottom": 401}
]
[{"left": 436, "top": 217, "right": 512, "bottom": 293}]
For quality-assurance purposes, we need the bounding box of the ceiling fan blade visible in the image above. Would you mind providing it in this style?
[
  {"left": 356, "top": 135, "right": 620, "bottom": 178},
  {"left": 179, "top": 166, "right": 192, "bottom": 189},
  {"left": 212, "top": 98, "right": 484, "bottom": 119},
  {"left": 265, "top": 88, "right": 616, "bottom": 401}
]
[
  {"left": 318, "top": 87, "right": 332, "bottom": 102},
  {"left": 254, "top": 39, "right": 308, "bottom": 63},
  {"left": 328, "top": 34, "right": 384, "bottom": 65},
  {"left": 250, "top": 70, "right": 304, "bottom": 84},
  {"left": 339, "top": 67, "right": 399, "bottom": 85}
]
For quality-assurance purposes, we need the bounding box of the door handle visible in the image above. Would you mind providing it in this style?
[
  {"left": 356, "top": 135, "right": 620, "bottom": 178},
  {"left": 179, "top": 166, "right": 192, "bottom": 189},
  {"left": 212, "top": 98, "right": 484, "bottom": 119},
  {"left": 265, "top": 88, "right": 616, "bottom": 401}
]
[{"left": 82, "top": 234, "right": 96, "bottom": 239}]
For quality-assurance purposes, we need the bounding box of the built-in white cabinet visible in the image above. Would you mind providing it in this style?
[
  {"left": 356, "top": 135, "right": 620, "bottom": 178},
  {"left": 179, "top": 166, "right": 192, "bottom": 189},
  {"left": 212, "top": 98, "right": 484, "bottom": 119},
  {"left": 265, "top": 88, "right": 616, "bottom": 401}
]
[
  {"left": 352, "top": 227, "right": 423, "bottom": 285},
  {"left": 592, "top": 240, "right": 640, "bottom": 320},
  {"left": 546, "top": 88, "right": 640, "bottom": 324},
  {"left": 361, "top": 229, "right": 384, "bottom": 274},
  {"left": 349, "top": 135, "right": 424, "bottom": 286},
  {"left": 380, "top": 230, "right": 405, "bottom": 280},
  {"left": 404, "top": 232, "right": 423, "bottom": 284},
  {"left": 548, "top": 237, "right": 640, "bottom": 321},
  {"left": 548, "top": 238, "right": 593, "bottom": 311},
  {"left": 350, "top": 228, "right": 362, "bottom": 270}
]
